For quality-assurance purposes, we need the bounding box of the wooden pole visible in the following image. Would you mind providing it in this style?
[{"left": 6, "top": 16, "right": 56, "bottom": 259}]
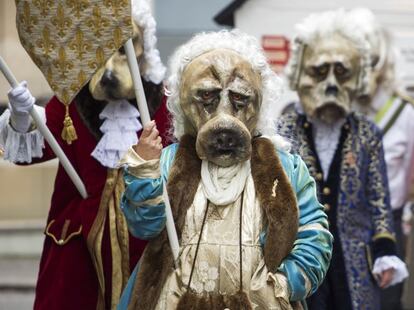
[{"left": 124, "top": 39, "right": 180, "bottom": 262}]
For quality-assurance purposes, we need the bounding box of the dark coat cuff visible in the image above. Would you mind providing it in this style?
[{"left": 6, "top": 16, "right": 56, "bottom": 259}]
[{"left": 372, "top": 234, "right": 397, "bottom": 260}]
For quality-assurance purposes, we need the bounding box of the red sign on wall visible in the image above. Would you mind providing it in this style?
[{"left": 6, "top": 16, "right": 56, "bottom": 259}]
[{"left": 262, "top": 35, "right": 290, "bottom": 73}]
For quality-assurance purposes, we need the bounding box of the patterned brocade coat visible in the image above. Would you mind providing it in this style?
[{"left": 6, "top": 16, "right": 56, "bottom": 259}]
[{"left": 278, "top": 110, "right": 396, "bottom": 310}]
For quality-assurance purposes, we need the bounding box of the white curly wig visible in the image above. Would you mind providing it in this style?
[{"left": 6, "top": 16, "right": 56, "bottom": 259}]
[
  {"left": 285, "top": 9, "right": 372, "bottom": 95},
  {"left": 131, "top": 0, "right": 166, "bottom": 84},
  {"left": 165, "top": 29, "right": 284, "bottom": 142},
  {"left": 347, "top": 8, "right": 396, "bottom": 90}
]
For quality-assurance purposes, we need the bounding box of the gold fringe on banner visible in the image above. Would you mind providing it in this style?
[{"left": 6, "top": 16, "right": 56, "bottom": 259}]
[{"left": 61, "top": 104, "right": 78, "bottom": 144}]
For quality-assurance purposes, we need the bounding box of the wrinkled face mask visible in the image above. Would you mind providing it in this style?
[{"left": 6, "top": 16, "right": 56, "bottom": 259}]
[
  {"left": 297, "top": 33, "right": 361, "bottom": 123},
  {"left": 179, "top": 49, "right": 262, "bottom": 167}
]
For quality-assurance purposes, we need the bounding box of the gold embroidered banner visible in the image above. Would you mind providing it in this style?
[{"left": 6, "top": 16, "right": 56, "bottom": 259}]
[{"left": 15, "top": 0, "right": 133, "bottom": 105}]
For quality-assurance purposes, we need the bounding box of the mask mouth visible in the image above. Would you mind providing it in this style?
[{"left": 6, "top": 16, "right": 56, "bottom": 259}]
[
  {"left": 315, "top": 102, "right": 347, "bottom": 122},
  {"left": 196, "top": 117, "right": 252, "bottom": 167},
  {"left": 104, "top": 89, "right": 124, "bottom": 101},
  {"left": 206, "top": 128, "right": 249, "bottom": 164}
]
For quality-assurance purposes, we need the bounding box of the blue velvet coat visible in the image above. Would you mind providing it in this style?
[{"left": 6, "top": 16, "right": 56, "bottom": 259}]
[{"left": 278, "top": 110, "right": 396, "bottom": 310}]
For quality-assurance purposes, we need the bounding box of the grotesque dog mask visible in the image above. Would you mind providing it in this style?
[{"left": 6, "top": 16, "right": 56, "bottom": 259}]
[
  {"left": 297, "top": 33, "right": 361, "bottom": 123},
  {"left": 286, "top": 10, "right": 372, "bottom": 124},
  {"left": 179, "top": 49, "right": 262, "bottom": 167},
  {"left": 89, "top": 23, "right": 145, "bottom": 102}
]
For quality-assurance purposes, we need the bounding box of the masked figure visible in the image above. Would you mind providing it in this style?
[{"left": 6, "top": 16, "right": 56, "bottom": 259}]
[
  {"left": 0, "top": 0, "right": 168, "bottom": 309},
  {"left": 117, "top": 30, "right": 332, "bottom": 310},
  {"left": 350, "top": 9, "right": 414, "bottom": 310},
  {"left": 278, "top": 9, "right": 408, "bottom": 310}
]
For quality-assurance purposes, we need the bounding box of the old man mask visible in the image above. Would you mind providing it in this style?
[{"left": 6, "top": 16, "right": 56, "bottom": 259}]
[
  {"left": 179, "top": 49, "right": 262, "bottom": 167},
  {"left": 287, "top": 10, "right": 371, "bottom": 124}
]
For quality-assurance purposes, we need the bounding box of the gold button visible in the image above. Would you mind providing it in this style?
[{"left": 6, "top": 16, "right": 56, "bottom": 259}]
[
  {"left": 58, "top": 239, "right": 64, "bottom": 245},
  {"left": 316, "top": 173, "right": 323, "bottom": 181},
  {"left": 304, "top": 122, "right": 310, "bottom": 128},
  {"left": 324, "top": 203, "right": 331, "bottom": 211},
  {"left": 323, "top": 187, "right": 331, "bottom": 195}
]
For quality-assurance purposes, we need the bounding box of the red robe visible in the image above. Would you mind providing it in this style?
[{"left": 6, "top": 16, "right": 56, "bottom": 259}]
[{"left": 32, "top": 96, "right": 169, "bottom": 310}]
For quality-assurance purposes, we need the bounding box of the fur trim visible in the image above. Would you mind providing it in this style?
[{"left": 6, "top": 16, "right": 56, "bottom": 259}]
[
  {"left": 177, "top": 290, "right": 252, "bottom": 310},
  {"left": 128, "top": 136, "right": 298, "bottom": 309},
  {"left": 251, "top": 137, "right": 299, "bottom": 271},
  {"left": 128, "top": 135, "right": 202, "bottom": 310}
]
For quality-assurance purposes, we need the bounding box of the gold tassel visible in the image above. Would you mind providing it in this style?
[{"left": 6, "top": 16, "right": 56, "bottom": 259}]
[{"left": 61, "top": 104, "right": 78, "bottom": 144}]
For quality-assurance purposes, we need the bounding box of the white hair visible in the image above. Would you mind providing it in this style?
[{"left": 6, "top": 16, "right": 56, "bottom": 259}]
[
  {"left": 347, "top": 8, "right": 396, "bottom": 89},
  {"left": 165, "top": 29, "right": 283, "bottom": 141},
  {"left": 285, "top": 9, "right": 372, "bottom": 94},
  {"left": 131, "top": 0, "right": 166, "bottom": 84}
]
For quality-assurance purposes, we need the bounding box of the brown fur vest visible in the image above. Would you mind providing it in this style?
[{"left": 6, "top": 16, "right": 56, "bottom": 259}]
[{"left": 127, "top": 135, "right": 299, "bottom": 309}]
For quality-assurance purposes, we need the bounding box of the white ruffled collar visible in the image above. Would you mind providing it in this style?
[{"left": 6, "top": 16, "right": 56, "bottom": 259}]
[{"left": 91, "top": 100, "right": 142, "bottom": 168}]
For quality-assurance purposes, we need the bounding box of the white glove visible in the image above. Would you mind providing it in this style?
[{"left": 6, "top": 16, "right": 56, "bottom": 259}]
[{"left": 8, "top": 81, "right": 35, "bottom": 133}]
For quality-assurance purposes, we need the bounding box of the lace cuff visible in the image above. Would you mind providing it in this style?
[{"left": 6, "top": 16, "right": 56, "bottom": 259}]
[
  {"left": 0, "top": 108, "right": 45, "bottom": 163},
  {"left": 372, "top": 255, "right": 409, "bottom": 288}
]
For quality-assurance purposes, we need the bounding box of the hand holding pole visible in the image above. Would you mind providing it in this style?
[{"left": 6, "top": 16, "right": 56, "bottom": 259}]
[
  {"left": 124, "top": 39, "right": 180, "bottom": 262},
  {"left": 0, "top": 56, "right": 88, "bottom": 199}
]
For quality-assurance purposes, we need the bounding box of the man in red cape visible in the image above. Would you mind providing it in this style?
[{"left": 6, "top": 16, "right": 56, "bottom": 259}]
[{"left": 0, "top": 0, "right": 169, "bottom": 308}]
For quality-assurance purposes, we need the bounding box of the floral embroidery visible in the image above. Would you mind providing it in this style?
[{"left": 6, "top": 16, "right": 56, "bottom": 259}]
[{"left": 192, "top": 261, "right": 219, "bottom": 293}]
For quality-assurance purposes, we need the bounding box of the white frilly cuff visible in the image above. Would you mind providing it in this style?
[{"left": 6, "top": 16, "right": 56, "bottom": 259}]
[
  {"left": 372, "top": 255, "right": 409, "bottom": 288},
  {"left": 0, "top": 107, "right": 45, "bottom": 163},
  {"left": 91, "top": 100, "right": 142, "bottom": 168}
]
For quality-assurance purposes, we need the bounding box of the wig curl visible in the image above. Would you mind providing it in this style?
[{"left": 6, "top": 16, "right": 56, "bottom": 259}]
[
  {"left": 347, "top": 8, "right": 396, "bottom": 90},
  {"left": 132, "top": 0, "right": 166, "bottom": 84},
  {"left": 165, "top": 29, "right": 284, "bottom": 141}
]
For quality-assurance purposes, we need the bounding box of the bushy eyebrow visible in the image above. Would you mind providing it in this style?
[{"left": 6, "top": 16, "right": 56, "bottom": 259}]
[
  {"left": 226, "top": 68, "right": 247, "bottom": 85},
  {"left": 209, "top": 65, "right": 221, "bottom": 82}
]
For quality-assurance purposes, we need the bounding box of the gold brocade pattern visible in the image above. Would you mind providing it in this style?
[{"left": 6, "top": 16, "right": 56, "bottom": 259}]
[
  {"left": 87, "top": 169, "right": 131, "bottom": 310},
  {"left": 15, "top": 0, "right": 133, "bottom": 105}
]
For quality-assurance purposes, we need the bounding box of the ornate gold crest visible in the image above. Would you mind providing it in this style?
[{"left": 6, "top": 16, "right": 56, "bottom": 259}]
[{"left": 15, "top": 0, "right": 133, "bottom": 144}]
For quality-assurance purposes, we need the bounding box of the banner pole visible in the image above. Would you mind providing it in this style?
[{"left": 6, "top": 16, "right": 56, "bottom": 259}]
[
  {"left": 124, "top": 39, "right": 180, "bottom": 262},
  {"left": 0, "top": 56, "right": 88, "bottom": 199}
]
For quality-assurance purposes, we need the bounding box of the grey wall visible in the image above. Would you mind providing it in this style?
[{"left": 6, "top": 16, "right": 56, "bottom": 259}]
[{"left": 154, "top": 0, "right": 232, "bottom": 64}]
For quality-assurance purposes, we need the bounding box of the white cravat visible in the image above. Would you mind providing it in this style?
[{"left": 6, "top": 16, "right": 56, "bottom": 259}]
[
  {"left": 311, "top": 118, "right": 345, "bottom": 181},
  {"left": 201, "top": 160, "right": 250, "bottom": 206}
]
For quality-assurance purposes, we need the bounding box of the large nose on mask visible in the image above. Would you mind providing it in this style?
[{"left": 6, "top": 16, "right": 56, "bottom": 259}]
[
  {"left": 100, "top": 69, "right": 118, "bottom": 88},
  {"left": 214, "top": 130, "right": 240, "bottom": 152},
  {"left": 325, "top": 72, "right": 339, "bottom": 96}
]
